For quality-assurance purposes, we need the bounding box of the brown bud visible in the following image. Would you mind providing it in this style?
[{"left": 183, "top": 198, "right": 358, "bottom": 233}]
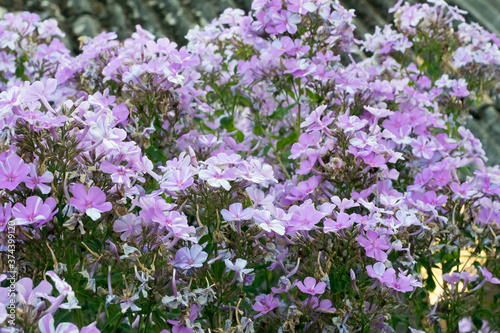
[
  {"left": 114, "top": 205, "right": 129, "bottom": 217},
  {"left": 212, "top": 230, "right": 226, "bottom": 244}
]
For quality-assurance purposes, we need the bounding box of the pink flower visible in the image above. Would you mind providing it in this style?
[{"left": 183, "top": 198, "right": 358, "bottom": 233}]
[
  {"left": 174, "top": 244, "right": 208, "bottom": 270},
  {"left": 337, "top": 113, "right": 367, "bottom": 133},
  {"left": 23, "top": 78, "right": 57, "bottom": 104},
  {"left": 314, "top": 299, "right": 336, "bottom": 313},
  {"left": 357, "top": 229, "right": 390, "bottom": 262},
  {"left": 113, "top": 213, "right": 142, "bottom": 241},
  {"left": 161, "top": 169, "right": 194, "bottom": 192},
  {"left": 290, "top": 132, "right": 321, "bottom": 160},
  {"left": 25, "top": 163, "right": 54, "bottom": 194},
  {"left": 38, "top": 313, "right": 78, "bottom": 333},
  {"left": 288, "top": 0, "right": 317, "bottom": 14},
  {"left": 225, "top": 258, "right": 253, "bottom": 282},
  {"left": 421, "top": 191, "right": 448, "bottom": 206},
  {"left": 430, "top": 169, "right": 452, "bottom": 187},
  {"left": 198, "top": 165, "right": 236, "bottom": 191},
  {"left": 221, "top": 203, "right": 254, "bottom": 221},
  {"left": 253, "top": 294, "right": 279, "bottom": 318},
  {"left": 0, "top": 154, "right": 31, "bottom": 191},
  {"left": 272, "top": 11, "right": 301, "bottom": 34},
  {"left": 390, "top": 275, "right": 416, "bottom": 292},
  {"left": 400, "top": 5, "right": 424, "bottom": 28},
  {"left": 362, "top": 153, "right": 386, "bottom": 168},
  {"left": 480, "top": 267, "right": 500, "bottom": 284},
  {"left": 450, "top": 182, "right": 477, "bottom": 200},
  {"left": 323, "top": 212, "right": 353, "bottom": 233},
  {"left": 0, "top": 203, "right": 11, "bottom": 232},
  {"left": 39, "top": 313, "right": 100, "bottom": 333},
  {"left": 287, "top": 203, "right": 324, "bottom": 232},
  {"left": 411, "top": 136, "right": 436, "bottom": 159},
  {"left": 450, "top": 78, "right": 469, "bottom": 97},
  {"left": 254, "top": 209, "right": 285, "bottom": 235},
  {"left": 100, "top": 161, "right": 135, "bottom": 187},
  {"left": 70, "top": 184, "right": 112, "bottom": 221},
  {"left": 366, "top": 262, "right": 396, "bottom": 285},
  {"left": 246, "top": 187, "right": 274, "bottom": 206},
  {"left": 12, "top": 196, "right": 57, "bottom": 226},
  {"left": 23, "top": 79, "right": 57, "bottom": 114},
  {"left": 45, "top": 270, "right": 79, "bottom": 309},
  {"left": 296, "top": 277, "right": 326, "bottom": 295},
  {"left": 453, "top": 47, "right": 473, "bottom": 67}
]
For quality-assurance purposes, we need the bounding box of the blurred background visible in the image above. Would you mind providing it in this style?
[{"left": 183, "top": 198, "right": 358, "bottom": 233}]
[{"left": 0, "top": 0, "right": 498, "bottom": 165}]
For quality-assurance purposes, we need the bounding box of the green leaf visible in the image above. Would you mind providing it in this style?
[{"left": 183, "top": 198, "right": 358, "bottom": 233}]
[
  {"left": 220, "top": 116, "right": 236, "bottom": 132},
  {"left": 15, "top": 65, "right": 25, "bottom": 79},
  {"left": 306, "top": 88, "right": 323, "bottom": 104},
  {"left": 102, "top": 308, "right": 122, "bottom": 329},
  {"left": 86, "top": 238, "right": 102, "bottom": 253},
  {"left": 269, "top": 103, "right": 296, "bottom": 120},
  {"left": 425, "top": 275, "right": 436, "bottom": 292},
  {"left": 253, "top": 123, "right": 263, "bottom": 136},
  {"left": 276, "top": 131, "right": 299, "bottom": 152},
  {"left": 145, "top": 146, "right": 166, "bottom": 164},
  {"left": 212, "top": 259, "right": 225, "bottom": 282},
  {"left": 199, "top": 235, "right": 211, "bottom": 246},
  {"left": 235, "top": 130, "right": 244, "bottom": 142},
  {"left": 263, "top": 144, "right": 272, "bottom": 157},
  {"left": 472, "top": 313, "right": 483, "bottom": 329},
  {"left": 194, "top": 118, "right": 215, "bottom": 134},
  {"left": 427, "top": 62, "right": 441, "bottom": 81},
  {"left": 152, "top": 310, "right": 167, "bottom": 329}
]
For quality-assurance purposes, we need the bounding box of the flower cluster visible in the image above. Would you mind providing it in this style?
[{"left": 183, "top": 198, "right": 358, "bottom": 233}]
[{"left": 0, "top": 0, "right": 499, "bottom": 332}]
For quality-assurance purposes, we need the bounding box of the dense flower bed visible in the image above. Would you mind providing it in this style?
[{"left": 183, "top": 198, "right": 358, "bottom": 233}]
[{"left": 0, "top": 0, "right": 499, "bottom": 332}]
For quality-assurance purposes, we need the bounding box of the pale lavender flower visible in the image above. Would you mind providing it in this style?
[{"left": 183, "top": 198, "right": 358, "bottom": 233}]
[
  {"left": 221, "top": 203, "right": 254, "bottom": 221},
  {"left": 225, "top": 258, "right": 253, "bottom": 282},
  {"left": 174, "top": 244, "right": 208, "bottom": 270},
  {"left": 70, "top": 184, "right": 112, "bottom": 221},
  {"left": 12, "top": 196, "right": 57, "bottom": 226},
  {"left": 25, "top": 163, "right": 54, "bottom": 194},
  {"left": 113, "top": 213, "right": 142, "bottom": 241},
  {"left": 296, "top": 277, "right": 326, "bottom": 295},
  {"left": 252, "top": 294, "right": 279, "bottom": 318}
]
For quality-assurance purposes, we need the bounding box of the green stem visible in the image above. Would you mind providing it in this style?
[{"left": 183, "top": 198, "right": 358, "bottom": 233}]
[
  {"left": 276, "top": 153, "right": 291, "bottom": 179},
  {"left": 111, "top": 313, "right": 125, "bottom": 333}
]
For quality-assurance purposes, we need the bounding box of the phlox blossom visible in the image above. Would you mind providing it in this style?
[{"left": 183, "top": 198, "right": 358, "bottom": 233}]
[
  {"left": 12, "top": 196, "right": 57, "bottom": 226},
  {"left": 252, "top": 294, "right": 279, "bottom": 318},
  {"left": 0, "top": 154, "right": 30, "bottom": 191},
  {"left": 70, "top": 184, "right": 112, "bottom": 221},
  {"left": 296, "top": 277, "right": 326, "bottom": 295},
  {"left": 221, "top": 203, "right": 254, "bottom": 221},
  {"left": 357, "top": 229, "right": 390, "bottom": 262},
  {"left": 174, "top": 244, "right": 208, "bottom": 270}
]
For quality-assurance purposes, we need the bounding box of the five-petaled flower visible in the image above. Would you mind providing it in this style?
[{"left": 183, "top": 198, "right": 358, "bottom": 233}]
[
  {"left": 225, "top": 258, "right": 254, "bottom": 283},
  {"left": 12, "top": 196, "right": 58, "bottom": 226},
  {"left": 252, "top": 294, "right": 279, "bottom": 318},
  {"left": 296, "top": 277, "right": 326, "bottom": 295},
  {"left": 174, "top": 244, "right": 208, "bottom": 270},
  {"left": 70, "top": 184, "right": 112, "bottom": 221},
  {"left": 0, "top": 154, "right": 31, "bottom": 191},
  {"left": 357, "top": 229, "right": 390, "bottom": 262}
]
